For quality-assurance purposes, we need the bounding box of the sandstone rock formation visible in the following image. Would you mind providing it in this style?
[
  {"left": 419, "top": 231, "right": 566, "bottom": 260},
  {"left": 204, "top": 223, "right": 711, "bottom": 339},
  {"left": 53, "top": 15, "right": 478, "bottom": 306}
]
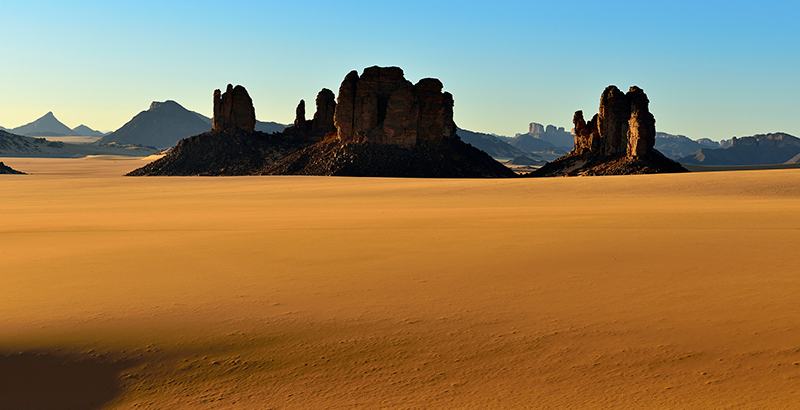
[
  {"left": 130, "top": 68, "right": 515, "bottom": 178},
  {"left": 213, "top": 84, "right": 256, "bottom": 132},
  {"left": 333, "top": 66, "right": 456, "bottom": 147},
  {"left": 532, "top": 86, "right": 686, "bottom": 176}
]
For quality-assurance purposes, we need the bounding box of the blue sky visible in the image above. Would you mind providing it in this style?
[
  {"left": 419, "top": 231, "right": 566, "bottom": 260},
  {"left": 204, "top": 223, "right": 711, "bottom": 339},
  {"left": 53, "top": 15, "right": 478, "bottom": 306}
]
[{"left": 1, "top": 0, "right": 798, "bottom": 140}]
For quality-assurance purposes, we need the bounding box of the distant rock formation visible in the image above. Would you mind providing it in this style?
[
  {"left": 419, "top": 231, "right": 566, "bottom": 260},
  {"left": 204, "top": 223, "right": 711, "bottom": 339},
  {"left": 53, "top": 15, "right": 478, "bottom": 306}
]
[
  {"left": 678, "top": 133, "right": 800, "bottom": 166},
  {"left": 531, "top": 86, "right": 687, "bottom": 176},
  {"left": 213, "top": 85, "right": 256, "bottom": 132},
  {"left": 0, "top": 161, "right": 25, "bottom": 174},
  {"left": 130, "top": 68, "right": 515, "bottom": 178},
  {"left": 512, "top": 122, "right": 574, "bottom": 151}
]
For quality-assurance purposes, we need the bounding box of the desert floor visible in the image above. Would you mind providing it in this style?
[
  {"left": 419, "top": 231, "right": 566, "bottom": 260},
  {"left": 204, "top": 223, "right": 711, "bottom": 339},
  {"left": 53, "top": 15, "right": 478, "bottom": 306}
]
[{"left": 1, "top": 156, "right": 799, "bottom": 409}]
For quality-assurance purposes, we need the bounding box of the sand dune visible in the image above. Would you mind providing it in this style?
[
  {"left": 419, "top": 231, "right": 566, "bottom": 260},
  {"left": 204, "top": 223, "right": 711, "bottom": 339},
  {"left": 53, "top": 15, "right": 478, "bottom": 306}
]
[{"left": 1, "top": 158, "right": 800, "bottom": 409}]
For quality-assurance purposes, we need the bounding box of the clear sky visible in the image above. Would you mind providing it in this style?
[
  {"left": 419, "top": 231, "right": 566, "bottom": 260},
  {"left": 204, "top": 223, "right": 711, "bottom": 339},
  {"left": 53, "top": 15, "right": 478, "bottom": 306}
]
[{"left": 1, "top": 0, "right": 798, "bottom": 140}]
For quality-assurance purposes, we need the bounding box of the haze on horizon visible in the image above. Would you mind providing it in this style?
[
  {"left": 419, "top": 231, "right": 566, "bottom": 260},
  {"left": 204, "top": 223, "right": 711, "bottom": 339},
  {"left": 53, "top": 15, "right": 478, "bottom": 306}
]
[{"left": 1, "top": 0, "right": 798, "bottom": 141}]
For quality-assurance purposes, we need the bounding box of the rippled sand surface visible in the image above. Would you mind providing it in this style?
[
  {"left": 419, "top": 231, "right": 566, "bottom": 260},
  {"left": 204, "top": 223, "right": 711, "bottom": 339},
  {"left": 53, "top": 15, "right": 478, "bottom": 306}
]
[{"left": 2, "top": 157, "right": 799, "bottom": 409}]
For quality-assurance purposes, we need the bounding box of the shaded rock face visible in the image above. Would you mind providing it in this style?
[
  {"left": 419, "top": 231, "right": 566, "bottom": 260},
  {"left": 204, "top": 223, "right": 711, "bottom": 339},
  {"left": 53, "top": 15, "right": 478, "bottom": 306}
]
[
  {"left": 333, "top": 66, "right": 456, "bottom": 147},
  {"left": 0, "top": 161, "right": 25, "bottom": 174},
  {"left": 213, "top": 84, "right": 256, "bottom": 132},
  {"left": 532, "top": 85, "right": 686, "bottom": 177},
  {"left": 284, "top": 88, "right": 337, "bottom": 138},
  {"left": 572, "top": 85, "right": 655, "bottom": 159}
]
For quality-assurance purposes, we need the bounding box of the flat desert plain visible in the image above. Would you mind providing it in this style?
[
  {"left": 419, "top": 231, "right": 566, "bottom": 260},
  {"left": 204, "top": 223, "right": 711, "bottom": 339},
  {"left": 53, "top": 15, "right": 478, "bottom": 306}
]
[{"left": 2, "top": 156, "right": 800, "bottom": 409}]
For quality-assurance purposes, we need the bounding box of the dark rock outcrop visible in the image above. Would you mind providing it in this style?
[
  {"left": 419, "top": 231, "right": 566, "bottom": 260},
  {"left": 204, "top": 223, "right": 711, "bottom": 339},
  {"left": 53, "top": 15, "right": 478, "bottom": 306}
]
[
  {"left": 212, "top": 84, "right": 256, "bottom": 132},
  {"left": 531, "top": 86, "right": 687, "bottom": 176},
  {"left": 129, "top": 69, "right": 516, "bottom": 178},
  {"left": 0, "top": 161, "right": 25, "bottom": 174}
]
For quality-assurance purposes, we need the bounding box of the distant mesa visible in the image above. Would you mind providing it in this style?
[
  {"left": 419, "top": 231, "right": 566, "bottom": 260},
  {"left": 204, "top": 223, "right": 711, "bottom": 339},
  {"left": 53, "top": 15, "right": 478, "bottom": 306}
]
[
  {"left": 678, "top": 133, "right": 800, "bottom": 166},
  {"left": 511, "top": 122, "right": 574, "bottom": 152},
  {"left": 0, "top": 161, "right": 25, "bottom": 174},
  {"left": 129, "top": 67, "right": 515, "bottom": 178},
  {"left": 531, "top": 86, "right": 688, "bottom": 176}
]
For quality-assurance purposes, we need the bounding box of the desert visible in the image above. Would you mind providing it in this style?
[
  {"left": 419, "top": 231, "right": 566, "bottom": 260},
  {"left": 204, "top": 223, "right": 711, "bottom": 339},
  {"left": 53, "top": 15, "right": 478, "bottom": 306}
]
[{"left": 2, "top": 156, "right": 799, "bottom": 409}]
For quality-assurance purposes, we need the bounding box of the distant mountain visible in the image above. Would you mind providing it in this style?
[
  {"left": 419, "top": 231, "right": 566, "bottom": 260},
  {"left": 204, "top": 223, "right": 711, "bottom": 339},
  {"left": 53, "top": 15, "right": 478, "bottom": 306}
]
[
  {"left": 0, "top": 130, "right": 157, "bottom": 158},
  {"left": 72, "top": 124, "right": 104, "bottom": 136},
  {"left": 456, "top": 128, "right": 529, "bottom": 159},
  {"left": 678, "top": 133, "right": 800, "bottom": 165},
  {"left": 509, "top": 134, "right": 559, "bottom": 152},
  {"left": 193, "top": 111, "right": 287, "bottom": 134},
  {"left": 654, "top": 132, "right": 728, "bottom": 159},
  {"left": 11, "top": 112, "right": 75, "bottom": 137},
  {"left": 517, "top": 122, "right": 575, "bottom": 150},
  {"left": 97, "top": 100, "right": 212, "bottom": 149}
]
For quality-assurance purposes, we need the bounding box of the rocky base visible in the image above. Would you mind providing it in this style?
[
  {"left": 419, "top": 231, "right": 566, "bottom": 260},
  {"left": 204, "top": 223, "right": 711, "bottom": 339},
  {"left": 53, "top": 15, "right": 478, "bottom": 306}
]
[
  {"left": 531, "top": 150, "right": 688, "bottom": 177},
  {"left": 126, "top": 128, "right": 314, "bottom": 176},
  {"left": 0, "top": 161, "right": 25, "bottom": 174},
  {"left": 263, "top": 136, "right": 517, "bottom": 178}
]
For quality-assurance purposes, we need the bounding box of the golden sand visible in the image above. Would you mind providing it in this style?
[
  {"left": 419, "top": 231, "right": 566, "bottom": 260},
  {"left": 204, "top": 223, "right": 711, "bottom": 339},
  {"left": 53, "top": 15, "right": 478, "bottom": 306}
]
[{"left": 1, "top": 156, "right": 799, "bottom": 409}]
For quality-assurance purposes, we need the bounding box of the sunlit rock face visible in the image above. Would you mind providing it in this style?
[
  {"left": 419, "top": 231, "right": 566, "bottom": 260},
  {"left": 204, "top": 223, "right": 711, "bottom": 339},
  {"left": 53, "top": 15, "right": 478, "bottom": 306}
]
[
  {"left": 333, "top": 66, "right": 456, "bottom": 147},
  {"left": 213, "top": 84, "right": 256, "bottom": 132},
  {"left": 532, "top": 85, "right": 686, "bottom": 177}
]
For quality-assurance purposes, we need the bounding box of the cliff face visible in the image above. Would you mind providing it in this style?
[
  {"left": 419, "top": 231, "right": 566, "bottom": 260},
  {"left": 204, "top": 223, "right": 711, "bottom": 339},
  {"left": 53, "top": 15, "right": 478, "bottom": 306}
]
[
  {"left": 333, "top": 66, "right": 456, "bottom": 147},
  {"left": 532, "top": 86, "right": 686, "bottom": 176},
  {"left": 212, "top": 85, "right": 256, "bottom": 132}
]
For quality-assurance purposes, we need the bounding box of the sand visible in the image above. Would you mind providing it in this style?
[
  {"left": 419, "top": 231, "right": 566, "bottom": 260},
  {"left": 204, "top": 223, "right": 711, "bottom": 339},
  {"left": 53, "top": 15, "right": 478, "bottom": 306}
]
[{"left": 1, "top": 156, "right": 799, "bottom": 409}]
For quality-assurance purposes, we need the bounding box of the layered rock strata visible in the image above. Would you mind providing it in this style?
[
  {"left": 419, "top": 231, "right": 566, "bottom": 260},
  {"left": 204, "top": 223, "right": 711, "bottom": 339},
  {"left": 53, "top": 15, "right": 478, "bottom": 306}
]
[{"left": 532, "top": 86, "right": 686, "bottom": 176}]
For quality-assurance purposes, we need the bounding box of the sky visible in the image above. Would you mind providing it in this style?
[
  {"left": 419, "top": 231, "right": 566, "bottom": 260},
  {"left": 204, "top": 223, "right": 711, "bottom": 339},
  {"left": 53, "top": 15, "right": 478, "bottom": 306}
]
[{"left": 1, "top": 0, "right": 798, "bottom": 140}]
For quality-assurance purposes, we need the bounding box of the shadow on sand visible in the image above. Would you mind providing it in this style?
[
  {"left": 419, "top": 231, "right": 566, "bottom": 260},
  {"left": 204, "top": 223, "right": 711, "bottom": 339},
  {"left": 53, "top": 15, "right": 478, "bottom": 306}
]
[{"left": 0, "top": 352, "right": 133, "bottom": 410}]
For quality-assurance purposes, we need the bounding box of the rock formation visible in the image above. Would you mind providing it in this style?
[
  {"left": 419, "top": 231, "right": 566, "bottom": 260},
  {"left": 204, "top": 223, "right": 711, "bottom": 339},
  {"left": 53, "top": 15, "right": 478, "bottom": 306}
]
[
  {"left": 129, "top": 68, "right": 515, "bottom": 178},
  {"left": 0, "top": 161, "right": 25, "bottom": 174},
  {"left": 212, "top": 84, "right": 256, "bottom": 132},
  {"left": 333, "top": 66, "right": 456, "bottom": 147},
  {"left": 531, "top": 85, "right": 687, "bottom": 176}
]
